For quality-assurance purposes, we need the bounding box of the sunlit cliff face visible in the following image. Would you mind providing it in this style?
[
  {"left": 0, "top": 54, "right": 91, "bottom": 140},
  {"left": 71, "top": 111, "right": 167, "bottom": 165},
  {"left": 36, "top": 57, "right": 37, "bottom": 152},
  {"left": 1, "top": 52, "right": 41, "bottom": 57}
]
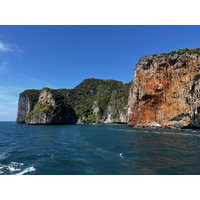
[{"left": 128, "top": 53, "right": 200, "bottom": 128}]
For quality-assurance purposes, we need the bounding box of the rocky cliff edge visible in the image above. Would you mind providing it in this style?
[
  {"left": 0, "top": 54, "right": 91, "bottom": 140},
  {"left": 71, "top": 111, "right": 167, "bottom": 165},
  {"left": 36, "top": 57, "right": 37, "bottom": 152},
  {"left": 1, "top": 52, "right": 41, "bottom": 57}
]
[{"left": 128, "top": 51, "right": 200, "bottom": 128}]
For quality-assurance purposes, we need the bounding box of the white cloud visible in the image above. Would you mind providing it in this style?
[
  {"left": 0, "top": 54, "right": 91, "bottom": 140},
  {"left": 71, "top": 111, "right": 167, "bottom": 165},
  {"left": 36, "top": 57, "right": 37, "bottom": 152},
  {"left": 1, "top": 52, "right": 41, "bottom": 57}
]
[
  {"left": 0, "top": 41, "right": 10, "bottom": 52},
  {"left": 0, "top": 40, "right": 22, "bottom": 54}
]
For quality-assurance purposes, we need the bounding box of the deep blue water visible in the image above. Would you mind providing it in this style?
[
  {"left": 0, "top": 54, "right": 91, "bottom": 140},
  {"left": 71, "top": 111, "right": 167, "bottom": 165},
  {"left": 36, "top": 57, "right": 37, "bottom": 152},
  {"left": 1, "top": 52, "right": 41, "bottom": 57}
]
[{"left": 1, "top": 122, "right": 200, "bottom": 175}]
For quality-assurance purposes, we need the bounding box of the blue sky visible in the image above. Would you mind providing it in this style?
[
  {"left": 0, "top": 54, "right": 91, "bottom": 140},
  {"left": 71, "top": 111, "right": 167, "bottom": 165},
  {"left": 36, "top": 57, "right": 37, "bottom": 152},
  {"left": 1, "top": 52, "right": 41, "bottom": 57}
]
[{"left": 1, "top": 25, "right": 200, "bottom": 121}]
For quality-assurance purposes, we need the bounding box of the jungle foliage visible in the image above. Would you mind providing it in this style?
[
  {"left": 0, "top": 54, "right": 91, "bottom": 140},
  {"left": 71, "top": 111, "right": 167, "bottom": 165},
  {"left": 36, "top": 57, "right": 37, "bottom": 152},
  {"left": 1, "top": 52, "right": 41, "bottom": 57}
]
[
  {"left": 21, "top": 78, "right": 132, "bottom": 123},
  {"left": 152, "top": 48, "right": 200, "bottom": 58}
]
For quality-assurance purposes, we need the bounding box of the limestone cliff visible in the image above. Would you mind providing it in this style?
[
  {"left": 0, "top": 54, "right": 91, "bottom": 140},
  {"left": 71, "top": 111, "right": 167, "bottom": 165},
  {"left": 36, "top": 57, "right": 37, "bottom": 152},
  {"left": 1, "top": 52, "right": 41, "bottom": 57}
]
[
  {"left": 16, "top": 90, "right": 40, "bottom": 123},
  {"left": 25, "top": 88, "right": 77, "bottom": 125},
  {"left": 16, "top": 79, "right": 131, "bottom": 125},
  {"left": 17, "top": 48, "right": 200, "bottom": 128},
  {"left": 58, "top": 79, "right": 131, "bottom": 124},
  {"left": 128, "top": 51, "right": 200, "bottom": 128},
  {"left": 102, "top": 89, "right": 129, "bottom": 124}
]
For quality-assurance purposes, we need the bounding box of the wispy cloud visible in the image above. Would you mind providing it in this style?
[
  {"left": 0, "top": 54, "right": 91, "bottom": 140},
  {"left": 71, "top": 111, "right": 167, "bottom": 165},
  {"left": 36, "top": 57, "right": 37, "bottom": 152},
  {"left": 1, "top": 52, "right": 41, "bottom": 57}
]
[
  {"left": 0, "top": 41, "right": 11, "bottom": 52},
  {"left": 0, "top": 40, "right": 22, "bottom": 54}
]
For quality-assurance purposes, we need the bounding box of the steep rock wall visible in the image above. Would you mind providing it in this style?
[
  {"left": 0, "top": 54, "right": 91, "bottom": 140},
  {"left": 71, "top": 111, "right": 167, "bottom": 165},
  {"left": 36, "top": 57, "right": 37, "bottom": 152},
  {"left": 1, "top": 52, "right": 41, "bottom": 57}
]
[
  {"left": 17, "top": 79, "right": 131, "bottom": 125},
  {"left": 25, "top": 88, "right": 77, "bottom": 125},
  {"left": 16, "top": 90, "right": 40, "bottom": 123},
  {"left": 58, "top": 79, "right": 131, "bottom": 124},
  {"left": 103, "top": 90, "right": 129, "bottom": 124},
  {"left": 128, "top": 53, "right": 200, "bottom": 128}
]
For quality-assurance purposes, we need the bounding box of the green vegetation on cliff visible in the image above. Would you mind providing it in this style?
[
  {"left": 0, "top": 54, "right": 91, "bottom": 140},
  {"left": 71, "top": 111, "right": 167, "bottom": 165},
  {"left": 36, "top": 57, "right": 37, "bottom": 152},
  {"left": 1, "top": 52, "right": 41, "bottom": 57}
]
[
  {"left": 26, "top": 89, "right": 77, "bottom": 122},
  {"left": 20, "top": 78, "right": 131, "bottom": 124},
  {"left": 57, "top": 78, "right": 132, "bottom": 122},
  {"left": 26, "top": 102, "right": 56, "bottom": 120},
  {"left": 20, "top": 89, "right": 41, "bottom": 110},
  {"left": 152, "top": 48, "right": 200, "bottom": 58},
  {"left": 83, "top": 114, "right": 97, "bottom": 123}
]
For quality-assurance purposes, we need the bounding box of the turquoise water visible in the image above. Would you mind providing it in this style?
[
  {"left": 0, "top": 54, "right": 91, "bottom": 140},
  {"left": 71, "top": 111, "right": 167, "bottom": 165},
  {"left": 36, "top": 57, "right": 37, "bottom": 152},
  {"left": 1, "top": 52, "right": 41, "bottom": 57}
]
[{"left": 0, "top": 122, "right": 200, "bottom": 175}]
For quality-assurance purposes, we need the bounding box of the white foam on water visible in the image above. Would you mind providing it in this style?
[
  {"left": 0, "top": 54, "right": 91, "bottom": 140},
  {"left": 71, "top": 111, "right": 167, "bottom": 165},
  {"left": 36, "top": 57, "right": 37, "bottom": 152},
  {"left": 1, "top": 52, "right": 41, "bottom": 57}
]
[
  {"left": 8, "top": 162, "right": 24, "bottom": 172},
  {"left": 0, "top": 165, "right": 4, "bottom": 174},
  {"left": 0, "top": 162, "right": 24, "bottom": 174},
  {"left": 8, "top": 166, "right": 20, "bottom": 172},
  {"left": 120, "top": 153, "right": 125, "bottom": 159},
  {"left": 10, "top": 162, "right": 24, "bottom": 166},
  {"left": 15, "top": 166, "right": 36, "bottom": 175}
]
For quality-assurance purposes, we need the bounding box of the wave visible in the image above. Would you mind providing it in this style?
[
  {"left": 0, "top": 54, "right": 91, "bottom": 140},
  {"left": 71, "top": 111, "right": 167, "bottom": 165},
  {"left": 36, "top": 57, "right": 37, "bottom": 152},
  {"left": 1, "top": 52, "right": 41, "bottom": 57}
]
[
  {"left": 0, "top": 162, "right": 24, "bottom": 174},
  {"left": 15, "top": 166, "right": 36, "bottom": 175},
  {"left": 0, "top": 162, "right": 35, "bottom": 175}
]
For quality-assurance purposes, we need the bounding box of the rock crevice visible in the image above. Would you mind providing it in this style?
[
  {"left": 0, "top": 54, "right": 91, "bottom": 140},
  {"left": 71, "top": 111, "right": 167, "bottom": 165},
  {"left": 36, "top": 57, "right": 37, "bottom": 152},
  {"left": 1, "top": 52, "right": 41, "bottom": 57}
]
[{"left": 128, "top": 53, "right": 200, "bottom": 128}]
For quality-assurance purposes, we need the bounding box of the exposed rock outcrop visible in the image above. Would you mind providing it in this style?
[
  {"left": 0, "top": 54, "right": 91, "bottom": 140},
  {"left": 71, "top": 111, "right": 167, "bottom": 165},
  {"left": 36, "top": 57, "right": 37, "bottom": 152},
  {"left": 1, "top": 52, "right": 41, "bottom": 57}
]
[
  {"left": 128, "top": 52, "right": 200, "bottom": 128},
  {"left": 103, "top": 90, "right": 129, "bottom": 124},
  {"left": 25, "top": 88, "right": 78, "bottom": 125},
  {"left": 16, "top": 79, "right": 131, "bottom": 125},
  {"left": 57, "top": 79, "right": 131, "bottom": 124},
  {"left": 16, "top": 90, "right": 40, "bottom": 123},
  {"left": 17, "top": 49, "right": 200, "bottom": 128}
]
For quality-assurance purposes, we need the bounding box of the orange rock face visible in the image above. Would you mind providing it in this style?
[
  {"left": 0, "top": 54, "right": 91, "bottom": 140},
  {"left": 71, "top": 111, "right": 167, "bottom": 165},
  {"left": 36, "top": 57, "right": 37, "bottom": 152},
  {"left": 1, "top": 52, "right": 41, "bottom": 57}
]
[{"left": 128, "top": 53, "right": 200, "bottom": 128}]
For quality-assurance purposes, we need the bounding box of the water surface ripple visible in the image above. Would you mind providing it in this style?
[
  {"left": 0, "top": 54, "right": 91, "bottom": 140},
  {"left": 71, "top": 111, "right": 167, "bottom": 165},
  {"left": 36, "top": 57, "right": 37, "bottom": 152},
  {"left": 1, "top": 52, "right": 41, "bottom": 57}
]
[{"left": 0, "top": 122, "right": 200, "bottom": 175}]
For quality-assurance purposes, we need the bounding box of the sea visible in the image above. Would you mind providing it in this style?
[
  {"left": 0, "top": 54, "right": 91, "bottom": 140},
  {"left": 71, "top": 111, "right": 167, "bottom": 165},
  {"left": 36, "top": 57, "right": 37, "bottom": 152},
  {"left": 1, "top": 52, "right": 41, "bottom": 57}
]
[{"left": 0, "top": 121, "right": 200, "bottom": 175}]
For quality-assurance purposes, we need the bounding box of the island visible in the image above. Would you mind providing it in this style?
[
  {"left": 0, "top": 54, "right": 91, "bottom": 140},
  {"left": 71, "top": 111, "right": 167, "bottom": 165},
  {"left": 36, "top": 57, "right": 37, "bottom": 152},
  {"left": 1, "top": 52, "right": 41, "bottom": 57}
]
[
  {"left": 17, "top": 48, "right": 200, "bottom": 129},
  {"left": 17, "top": 79, "right": 131, "bottom": 125}
]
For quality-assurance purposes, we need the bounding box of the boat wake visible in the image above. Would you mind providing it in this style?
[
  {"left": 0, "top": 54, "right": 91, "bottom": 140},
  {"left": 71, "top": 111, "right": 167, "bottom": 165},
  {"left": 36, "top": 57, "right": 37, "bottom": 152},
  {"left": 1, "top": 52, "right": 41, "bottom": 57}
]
[
  {"left": 15, "top": 166, "right": 36, "bottom": 175},
  {"left": 0, "top": 160, "right": 36, "bottom": 175},
  {"left": 0, "top": 162, "right": 24, "bottom": 174}
]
